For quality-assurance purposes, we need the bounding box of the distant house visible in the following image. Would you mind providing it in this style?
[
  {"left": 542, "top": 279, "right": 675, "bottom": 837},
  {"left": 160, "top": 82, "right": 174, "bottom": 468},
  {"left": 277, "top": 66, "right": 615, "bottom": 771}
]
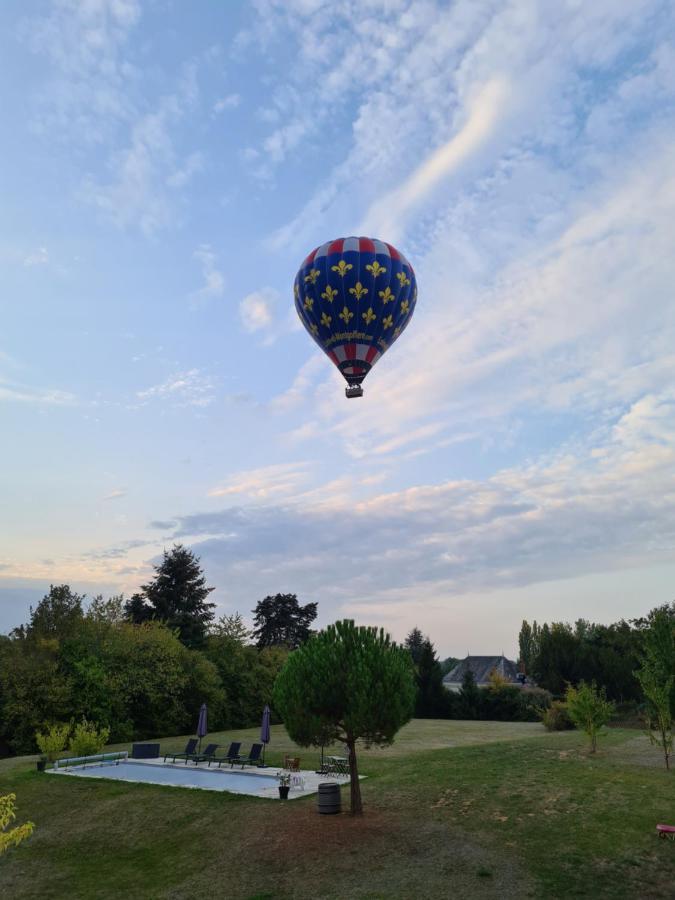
[{"left": 442, "top": 655, "right": 525, "bottom": 692}]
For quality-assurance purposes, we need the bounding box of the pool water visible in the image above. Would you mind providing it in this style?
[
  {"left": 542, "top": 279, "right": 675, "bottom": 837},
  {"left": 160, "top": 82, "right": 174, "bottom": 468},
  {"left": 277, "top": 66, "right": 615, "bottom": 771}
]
[{"left": 53, "top": 761, "right": 279, "bottom": 796}]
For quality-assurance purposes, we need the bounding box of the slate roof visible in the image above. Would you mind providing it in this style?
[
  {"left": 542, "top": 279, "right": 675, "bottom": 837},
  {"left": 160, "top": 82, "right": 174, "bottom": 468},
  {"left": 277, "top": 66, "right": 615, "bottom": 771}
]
[{"left": 442, "top": 655, "right": 520, "bottom": 686}]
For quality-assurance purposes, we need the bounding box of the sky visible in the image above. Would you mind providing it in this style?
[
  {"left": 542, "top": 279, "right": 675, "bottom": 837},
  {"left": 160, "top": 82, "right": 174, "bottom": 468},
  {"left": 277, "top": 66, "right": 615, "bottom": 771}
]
[{"left": 1, "top": 0, "right": 674, "bottom": 658}]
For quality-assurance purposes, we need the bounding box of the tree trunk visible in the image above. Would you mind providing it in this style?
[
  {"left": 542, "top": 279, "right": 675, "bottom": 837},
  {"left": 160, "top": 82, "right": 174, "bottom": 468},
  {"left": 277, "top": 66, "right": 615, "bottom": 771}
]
[{"left": 347, "top": 737, "right": 362, "bottom": 815}]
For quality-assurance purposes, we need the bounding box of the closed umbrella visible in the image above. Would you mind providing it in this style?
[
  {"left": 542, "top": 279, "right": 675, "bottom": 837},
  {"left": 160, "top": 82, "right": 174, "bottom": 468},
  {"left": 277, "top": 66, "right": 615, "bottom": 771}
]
[
  {"left": 260, "top": 705, "right": 271, "bottom": 767},
  {"left": 197, "top": 703, "right": 208, "bottom": 754}
]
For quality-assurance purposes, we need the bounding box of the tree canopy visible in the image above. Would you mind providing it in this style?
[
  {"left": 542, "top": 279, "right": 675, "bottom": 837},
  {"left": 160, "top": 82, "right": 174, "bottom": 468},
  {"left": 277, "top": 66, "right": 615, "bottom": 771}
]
[
  {"left": 126, "top": 544, "right": 215, "bottom": 648},
  {"left": 251, "top": 593, "right": 317, "bottom": 649},
  {"left": 273, "top": 619, "right": 415, "bottom": 814}
]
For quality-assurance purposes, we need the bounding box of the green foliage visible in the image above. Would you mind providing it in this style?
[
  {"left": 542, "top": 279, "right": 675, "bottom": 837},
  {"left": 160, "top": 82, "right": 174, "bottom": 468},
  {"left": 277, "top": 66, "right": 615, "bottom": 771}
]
[
  {"left": 35, "top": 723, "right": 70, "bottom": 762},
  {"left": 440, "top": 656, "right": 459, "bottom": 677},
  {"left": 458, "top": 669, "right": 481, "bottom": 719},
  {"left": 68, "top": 718, "right": 110, "bottom": 757},
  {"left": 27, "top": 585, "right": 84, "bottom": 639},
  {"left": 565, "top": 682, "right": 614, "bottom": 752},
  {"left": 635, "top": 609, "right": 674, "bottom": 770},
  {"left": 252, "top": 594, "right": 317, "bottom": 649},
  {"left": 524, "top": 616, "right": 643, "bottom": 702},
  {"left": 134, "top": 544, "right": 216, "bottom": 648},
  {"left": 518, "top": 619, "right": 540, "bottom": 675},
  {"left": 414, "top": 638, "right": 451, "bottom": 718},
  {"left": 0, "top": 794, "right": 34, "bottom": 856},
  {"left": 541, "top": 701, "right": 575, "bottom": 731},
  {"left": 404, "top": 627, "right": 425, "bottom": 665},
  {"left": 273, "top": 620, "right": 415, "bottom": 813}
]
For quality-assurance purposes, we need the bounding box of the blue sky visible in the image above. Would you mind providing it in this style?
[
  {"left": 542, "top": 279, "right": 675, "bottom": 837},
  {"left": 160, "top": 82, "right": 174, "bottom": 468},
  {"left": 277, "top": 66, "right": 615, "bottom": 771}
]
[{"left": 1, "top": 0, "right": 675, "bottom": 656}]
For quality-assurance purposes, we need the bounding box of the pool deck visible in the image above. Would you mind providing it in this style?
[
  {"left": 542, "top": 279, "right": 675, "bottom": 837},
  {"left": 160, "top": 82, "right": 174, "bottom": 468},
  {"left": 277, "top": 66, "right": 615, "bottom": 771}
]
[{"left": 51, "top": 757, "right": 351, "bottom": 800}]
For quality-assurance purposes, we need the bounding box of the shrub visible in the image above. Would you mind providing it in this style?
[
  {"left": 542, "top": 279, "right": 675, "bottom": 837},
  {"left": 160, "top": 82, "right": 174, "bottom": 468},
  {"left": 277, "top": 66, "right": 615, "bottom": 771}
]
[
  {"left": 0, "top": 794, "right": 34, "bottom": 855},
  {"left": 35, "top": 722, "right": 70, "bottom": 762},
  {"left": 565, "top": 682, "right": 614, "bottom": 752},
  {"left": 68, "top": 718, "right": 110, "bottom": 757},
  {"left": 542, "top": 701, "right": 575, "bottom": 731}
]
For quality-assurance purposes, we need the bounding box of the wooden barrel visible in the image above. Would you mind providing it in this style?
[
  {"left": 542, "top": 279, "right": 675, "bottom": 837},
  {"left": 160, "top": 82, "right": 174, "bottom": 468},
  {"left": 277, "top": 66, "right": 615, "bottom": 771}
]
[{"left": 318, "top": 782, "right": 341, "bottom": 815}]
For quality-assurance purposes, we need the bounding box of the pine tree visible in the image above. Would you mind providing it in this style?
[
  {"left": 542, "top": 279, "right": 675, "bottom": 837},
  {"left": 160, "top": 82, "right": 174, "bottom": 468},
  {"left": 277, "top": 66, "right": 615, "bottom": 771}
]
[
  {"left": 415, "top": 638, "right": 449, "bottom": 717},
  {"left": 404, "top": 627, "right": 425, "bottom": 665},
  {"left": 137, "top": 544, "right": 215, "bottom": 648}
]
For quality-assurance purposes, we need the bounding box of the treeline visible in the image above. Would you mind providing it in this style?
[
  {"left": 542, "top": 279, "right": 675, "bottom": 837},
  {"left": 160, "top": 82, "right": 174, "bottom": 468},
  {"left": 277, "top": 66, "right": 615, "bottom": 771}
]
[
  {"left": 517, "top": 612, "right": 671, "bottom": 702},
  {"left": 403, "top": 627, "right": 549, "bottom": 722},
  {"left": 0, "top": 545, "right": 317, "bottom": 756}
]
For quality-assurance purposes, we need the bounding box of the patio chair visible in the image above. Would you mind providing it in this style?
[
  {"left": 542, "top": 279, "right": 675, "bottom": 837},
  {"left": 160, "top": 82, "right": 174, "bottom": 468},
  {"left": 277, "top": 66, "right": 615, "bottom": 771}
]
[
  {"left": 210, "top": 742, "right": 242, "bottom": 768},
  {"left": 236, "top": 743, "right": 263, "bottom": 768},
  {"left": 283, "top": 755, "right": 300, "bottom": 771},
  {"left": 164, "top": 738, "right": 198, "bottom": 763},
  {"left": 189, "top": 743, "right": 219, "bottom": 765}
]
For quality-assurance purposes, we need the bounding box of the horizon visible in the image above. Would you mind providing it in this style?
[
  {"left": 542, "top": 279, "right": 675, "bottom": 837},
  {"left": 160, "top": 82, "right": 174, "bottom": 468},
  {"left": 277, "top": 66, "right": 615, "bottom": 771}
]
[{"left": 2, "top": 1, "right": 674, "bottom": 658}]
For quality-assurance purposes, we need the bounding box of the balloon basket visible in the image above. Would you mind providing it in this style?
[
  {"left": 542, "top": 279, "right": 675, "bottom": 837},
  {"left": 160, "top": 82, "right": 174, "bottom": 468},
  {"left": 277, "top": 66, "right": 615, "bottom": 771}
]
[{"left": 345, "top": 385, "right": 363, "bottom": 399}]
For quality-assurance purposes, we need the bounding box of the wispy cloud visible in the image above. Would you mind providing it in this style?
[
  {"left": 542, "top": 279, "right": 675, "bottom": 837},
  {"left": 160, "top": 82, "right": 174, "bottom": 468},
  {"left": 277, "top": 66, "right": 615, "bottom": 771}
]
[
  {"left": 190, "top": 244, "right": 225, "bottom": 304},
  {"left": 102, "top": 489, "right": 127, "bottom": 501},
  {"left": 213, "top": 93, "right": 240, "bottom": 114},
  {"left": 208, "top": 462, "right": 311, "bottom": 500},
  {"left": 0, "top": 379, "right": 75, "bottom": 406},
  {"left": 23, "top": 247, "right": 49, "bottom": 267},
  {"left": 137, "top": 370, "right": 216, "bottom": 407}
]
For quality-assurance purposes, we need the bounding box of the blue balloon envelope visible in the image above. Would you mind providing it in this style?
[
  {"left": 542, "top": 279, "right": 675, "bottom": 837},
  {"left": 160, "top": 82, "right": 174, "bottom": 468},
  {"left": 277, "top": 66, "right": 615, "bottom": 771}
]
[{"left": 294, "top": 236, "right": 417, "bottom": 398}]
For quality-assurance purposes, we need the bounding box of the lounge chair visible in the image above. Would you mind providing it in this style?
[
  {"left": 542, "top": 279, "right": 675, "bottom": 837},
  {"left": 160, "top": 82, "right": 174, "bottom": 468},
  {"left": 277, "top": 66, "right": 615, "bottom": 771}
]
[
  {"left": 236, "top": 743, "right": 263, "bottom": 768},
  {"left": 164, "top": 738, "right": 198, "bottom": 763},
  {"left": 210, "top": 742, "right": 242, "bottom": 768},
  {"left": 190, "top": 743, "right": 219, "bottom": 765}
]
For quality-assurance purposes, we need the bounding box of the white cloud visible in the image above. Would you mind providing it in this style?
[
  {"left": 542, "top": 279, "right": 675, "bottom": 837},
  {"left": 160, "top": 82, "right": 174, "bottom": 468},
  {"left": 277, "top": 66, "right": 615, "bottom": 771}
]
[
  {"left": 208, "top": 462, "right": 311, "bottom": 500},
  {"left": 102, "top": 489, "right": 127, "bottom": 501},
  {"left": 0, "top": 378, "right": 75, "bottom": 406},
  {"left": 190, "top": 244, "right": 225, "bottom": 304},
  {"left": 137, "top": 369, "right": 216, "bottom": 407},
  {"left": 23, "top": 247, "right": 49, "bottom": 266},
  {"left": 164, "top": 388, "right": 675, "bottom": 633},
  {"left": 361, "top": 79, "right": 509, "bottom": 242},
  {"left": 213, "top": 93, "right": 241, "bottom": 114},
  {"left": 239, "top": 288, "right": 280, "bottom": 334}
]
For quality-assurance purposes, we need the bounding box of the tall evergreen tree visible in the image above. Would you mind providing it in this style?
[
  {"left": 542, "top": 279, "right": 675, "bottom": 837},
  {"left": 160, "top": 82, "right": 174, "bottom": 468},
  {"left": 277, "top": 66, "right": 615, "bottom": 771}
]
[
  {"left": 415, "top": 638, "right": 449, "bottom": 717},
  {"left": 404, "top": 627, "right": 426, "bottom": 665},
  {"left": 252, "top": 594, "right": 317, "bottom": 649},
  {"left": 136, "top": 544, "right": 215, "bottom": 648}
]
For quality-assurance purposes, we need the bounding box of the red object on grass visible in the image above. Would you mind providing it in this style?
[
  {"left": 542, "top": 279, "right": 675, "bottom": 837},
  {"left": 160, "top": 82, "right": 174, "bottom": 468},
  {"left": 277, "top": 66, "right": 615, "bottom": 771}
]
[{"left": 656, "top": 824, "right": 675, "bottom": 838}]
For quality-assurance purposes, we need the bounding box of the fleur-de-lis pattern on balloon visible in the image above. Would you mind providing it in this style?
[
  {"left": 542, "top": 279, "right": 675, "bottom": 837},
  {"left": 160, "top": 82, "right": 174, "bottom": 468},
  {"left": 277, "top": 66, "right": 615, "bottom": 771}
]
[
  {"left": 331, "top": 260, "right": 352, "bottom": 277},
  {"left": 294, "top": 237, "right": 417, "bottom": 393},
  {"left": 366, "top": 260, "right": 387, "bottom": 278}
]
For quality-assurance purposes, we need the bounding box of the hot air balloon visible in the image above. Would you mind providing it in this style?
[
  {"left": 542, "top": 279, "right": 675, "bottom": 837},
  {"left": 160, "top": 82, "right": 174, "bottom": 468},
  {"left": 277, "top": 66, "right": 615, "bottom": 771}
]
[{"left": 294, "top": 236, "right": 417, "bottom": 398}]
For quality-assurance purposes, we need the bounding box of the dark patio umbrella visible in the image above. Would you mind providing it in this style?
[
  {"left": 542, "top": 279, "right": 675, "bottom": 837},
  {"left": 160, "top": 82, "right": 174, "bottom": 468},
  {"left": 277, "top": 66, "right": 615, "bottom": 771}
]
[
  {"left": 260, "top": 705, "right": 271, "bottom": 767},
  {"left": 197, "top": 703, "right": 208, "bottom": 754}
]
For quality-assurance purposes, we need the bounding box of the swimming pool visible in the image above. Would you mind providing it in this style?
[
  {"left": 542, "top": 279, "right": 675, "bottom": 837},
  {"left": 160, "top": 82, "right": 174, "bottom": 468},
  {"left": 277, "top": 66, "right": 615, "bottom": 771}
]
[{"left": 50, "top": 760, "right": 281, "bottom": 797}]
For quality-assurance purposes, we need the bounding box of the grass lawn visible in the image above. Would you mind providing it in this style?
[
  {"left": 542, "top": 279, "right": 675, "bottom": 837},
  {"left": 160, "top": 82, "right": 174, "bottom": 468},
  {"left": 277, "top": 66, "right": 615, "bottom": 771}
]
[{"left": 2, "top": 720, "right": 675, "bottom": 899}]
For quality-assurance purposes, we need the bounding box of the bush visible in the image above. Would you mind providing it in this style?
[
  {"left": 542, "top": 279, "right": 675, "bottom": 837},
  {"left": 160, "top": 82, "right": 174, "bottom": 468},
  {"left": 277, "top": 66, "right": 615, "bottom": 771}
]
[
  {"left": 35, "top": 722, "right": 70, "bottom": 762},
  {"left": 565, "top": 682, "right": 614, "bottom": 752},
  {"left": 542, "top": 701, "right": 575, "bottom": 731},
  {"left": 68, "top": 718, "right": 110, "bottom": 757}
]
